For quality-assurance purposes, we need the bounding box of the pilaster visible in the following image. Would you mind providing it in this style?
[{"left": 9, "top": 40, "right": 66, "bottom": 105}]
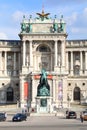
[
  {"left": 80, "top": 51, "right": 83, "bottom": 75},
  {"left": 85, "top": 51, "right": 87, "bottom": 74},
  {"left": 70, "top": 51, "right": 73, "bottom": 76},
  {"left": 66, "top": 51, "right": 69, "bottom": 73},
  {"left": 54, "top": 40, "right": 57, "bottom": 66},
  {"left": 13, "top": 52, "right": 16, "bottom": 76},
  {"left": 5, "top": 51, "right": 7, "bottom": 75},
  {"left": 61, "top": 40, "right": 65, "bottom": 67},
  {"left": 23, "top": 41, "right": 26, "bottom": 66}
]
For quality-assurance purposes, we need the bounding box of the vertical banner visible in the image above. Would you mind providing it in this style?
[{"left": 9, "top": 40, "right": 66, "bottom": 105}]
[
  {"left": 24, "top": 82, "right": 28, "bottom": 100},
  {"left": 58, "top": 80, "right": 63, "bottom": 100}
]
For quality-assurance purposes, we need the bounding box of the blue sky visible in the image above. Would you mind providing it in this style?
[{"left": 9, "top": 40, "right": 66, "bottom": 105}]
[{"left": 0, "top": 0, "right": 87, "bottom": 40}]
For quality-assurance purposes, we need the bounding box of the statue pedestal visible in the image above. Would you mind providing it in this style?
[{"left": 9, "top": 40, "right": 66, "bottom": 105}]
[{"left": 35, "top": 96, "right": 53, "bottom": 113}]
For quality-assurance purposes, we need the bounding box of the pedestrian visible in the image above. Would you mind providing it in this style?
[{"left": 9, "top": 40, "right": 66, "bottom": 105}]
[
  {"left": 4, "top": 112, "right": 7, "bottom": 120},
  {"left": 80, "top": 115, "right": 83, "bottom": 123},
  {"left": 66, "top": 109, "right": 69, "bottom": 114}
]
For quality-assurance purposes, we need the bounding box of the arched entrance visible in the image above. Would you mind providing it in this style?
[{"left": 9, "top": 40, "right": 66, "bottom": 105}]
[
  {"left": 7, "top": 87, "right": 14, "bottom": 102},
  {"left": 73, "top": 87, "right": 80, "bottom": 101}
]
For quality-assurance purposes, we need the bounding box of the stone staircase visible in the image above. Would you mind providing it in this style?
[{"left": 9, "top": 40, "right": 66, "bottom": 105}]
[{"left": 30, "top": 113, "right": 56, "bottom": 116}]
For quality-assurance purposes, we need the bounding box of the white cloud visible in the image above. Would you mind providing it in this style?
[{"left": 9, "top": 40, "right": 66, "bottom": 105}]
[
  {"left": 83, "top": 8, "right": 87, "bottom": 21},
  {"left": 12, "top": 11, "right": 24, "bottom": 22},
  {"left": 12, "top": 10, "right": 32, "bottom": 23},
  {"left": 0, "top": 32, "right": 8, "bottom": 39},
  {"left": 66, "top": 12, "right": 78, "bottom": 26},
  {"left": 71, "top": 27, "right": 80, "bottom": 33}
]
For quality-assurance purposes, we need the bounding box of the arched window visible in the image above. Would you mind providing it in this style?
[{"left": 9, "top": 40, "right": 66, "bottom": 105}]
[
  {"left": 7, "top": 87, "right": 14, "bottom": 101},
  {"left": 73, "top": 87, "right": 80, "bottom": 101},
  {"left": 36, "top": 45, "right": 50, "bottom": 52}
]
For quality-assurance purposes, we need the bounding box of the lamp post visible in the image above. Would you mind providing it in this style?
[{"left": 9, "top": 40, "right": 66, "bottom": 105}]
[{"left": 67, "top": 94, "right": 71, "bottom": 109}]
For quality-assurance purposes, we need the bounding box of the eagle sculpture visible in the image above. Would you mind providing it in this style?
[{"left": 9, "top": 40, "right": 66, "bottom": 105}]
[{"left": 36, "top": 10, "right": 50, "bottom": 20}]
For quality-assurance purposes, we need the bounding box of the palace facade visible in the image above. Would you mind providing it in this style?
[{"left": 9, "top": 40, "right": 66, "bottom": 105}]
[{"left": 0, "top": 10, "right": 87, "bottom": 113}]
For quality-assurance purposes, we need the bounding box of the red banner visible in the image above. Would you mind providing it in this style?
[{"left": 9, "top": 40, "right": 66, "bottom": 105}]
[
  {"left": 24, "top": 82, "right": 28, "bottom": 100},
  {"left": 34, "top": 75, "right": 40, "bottom": 79},
  {"left": 34, "top": 75, "right": 53, "bottom": 79},
  {"left": 47, "top": 75, "right": 53, "bottom": 79}
]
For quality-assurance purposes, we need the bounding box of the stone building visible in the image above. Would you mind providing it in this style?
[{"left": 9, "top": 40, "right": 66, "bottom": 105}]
[{"left": 0, "top": 10, "right": 87, "bottom": 113}]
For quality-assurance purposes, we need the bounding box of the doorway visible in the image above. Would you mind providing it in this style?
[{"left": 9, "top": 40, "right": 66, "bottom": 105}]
[
  {"left": 73, "top": 87, "right": 80, "bottom": 101},
  {"left": 7, "top": 87, "right": 14, "bottom": 101}
]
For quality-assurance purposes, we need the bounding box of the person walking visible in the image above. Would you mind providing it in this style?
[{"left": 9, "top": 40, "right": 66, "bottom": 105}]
[
  {"left": 80, "top": 116, "right": 83, "bottom": 123},
  {"left": 80, "top": 113, "right": 83, "bottom": 123},
  {"left": 4, "top": 112, "right": 7, "bottom": 120}
]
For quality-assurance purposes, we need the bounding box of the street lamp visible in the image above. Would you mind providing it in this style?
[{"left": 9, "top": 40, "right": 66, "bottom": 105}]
[{"left": 67, "top": 94, "right": 71, "bottom": 109}]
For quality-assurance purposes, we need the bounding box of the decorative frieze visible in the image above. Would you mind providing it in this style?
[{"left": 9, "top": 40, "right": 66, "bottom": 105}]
[{"left": 21, "top": 34, "right": 66, "bottom": 41}]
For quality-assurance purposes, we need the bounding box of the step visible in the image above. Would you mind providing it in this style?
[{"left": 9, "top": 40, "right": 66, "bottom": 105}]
[{"left": 30, "top": 113, "right": 56, "bottom": 116}]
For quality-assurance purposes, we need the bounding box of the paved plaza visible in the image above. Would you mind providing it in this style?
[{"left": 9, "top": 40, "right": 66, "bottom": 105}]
[
  {"left": 0, "top": 105, "right": 87, "bottom": 130},
  {"left": 0, "top": 115, "right": 87, "bottom": 130}
]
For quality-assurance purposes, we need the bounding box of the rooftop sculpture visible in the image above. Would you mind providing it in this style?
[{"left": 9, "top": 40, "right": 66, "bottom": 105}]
[
  {"left": 36, "top": 10, "right": 50, "bottom": 21},
  {"left": 20, "top": 10, "right": 66, "bottom": 34}
]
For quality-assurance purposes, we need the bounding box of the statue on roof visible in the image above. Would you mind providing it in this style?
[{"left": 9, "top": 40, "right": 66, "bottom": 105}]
[
  {"left": 59, "top": 15, "right": 65, "bottom": 32},
  {"left": 53, "top": 22, "right": 58, "bottom": 32},
  {"left": 53, "top": 15, "right": 58, "bottom": 33},
  {"left": 21, "top": 15, "right": 26, "bottom": 33},
  {"left": 21, "top": 22, "right": 26, "bottom": 33},
  {"left": 36, "top": 9, "right": 50, "bottom": 21}
]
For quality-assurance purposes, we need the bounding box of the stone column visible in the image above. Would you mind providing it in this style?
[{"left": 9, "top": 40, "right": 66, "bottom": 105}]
[
  {"left": 23, "top": 41, "right": 26, "bottom": 66},
  {"left": 51, "top": 54, "right": 52, "bottom": 71},
  {"left": 85, "top": 51, "right": 87, "bottom": 74},
  {"left": 61, "top": 41, "right": 65, "bottom": 67},
  {"left": 13, "top": 52, "right": 16, "bottom": 76},
  {"left": 34, "top": 55, "right": 36, "bottom": 70},
  {"left": 32, "top": 78, "right": 35, "bottom": 103},
  {"left": 18, "top": 53, "right": 20, "bottom": 71},
  {"left": 80, "top": 51, "right": 83, "bottom": 75},
  {"left": 54, "top": 40, "right": 57, "bottom": 66},
  {"left": 66, "top": 51, "right": 69, "bottom": 73},
  {"left": 5, "top": 51, "right": 7, "bottom": 75},
  {"left": 29, "top": 40, "right": 33, "bottom": 66},
  {"left": 71, "top": 51, "right": 73, "bottom": 75},
  {"left": 53, "top": 79, "right": 56, "bottom": 102},
  {"left": 20, "top": 78, "right": 25, "bottom": 108}
]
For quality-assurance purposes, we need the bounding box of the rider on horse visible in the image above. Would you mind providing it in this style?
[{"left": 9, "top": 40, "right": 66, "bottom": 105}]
[{"left": 40, "top": 69, "right": 47, "bottom": 85}]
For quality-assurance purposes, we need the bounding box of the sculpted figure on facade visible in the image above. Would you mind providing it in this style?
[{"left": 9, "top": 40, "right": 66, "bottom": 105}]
[
  {"left": 21, "top": 22, "right": 26, "bottom": 33},
  {"left": 26, "top": 23, "right": 32, "bottom": 33},
  {"left": 53, "top": 22, "right": 58, "bottom": 32},
  {"left": 21, "top": 15, "right": 26, "bottom": 33},
  {"left": 53, "top": 15, "right": 58, "bottom": 32},
  {"left": 59, "top": 15, "right": 65, "bottom": 32},
  {"left": 40, "top": 69, "right": 47, "bottom": 85},
  {"left": 59, "top": 22, "right": 64, "bottom": 32}
]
